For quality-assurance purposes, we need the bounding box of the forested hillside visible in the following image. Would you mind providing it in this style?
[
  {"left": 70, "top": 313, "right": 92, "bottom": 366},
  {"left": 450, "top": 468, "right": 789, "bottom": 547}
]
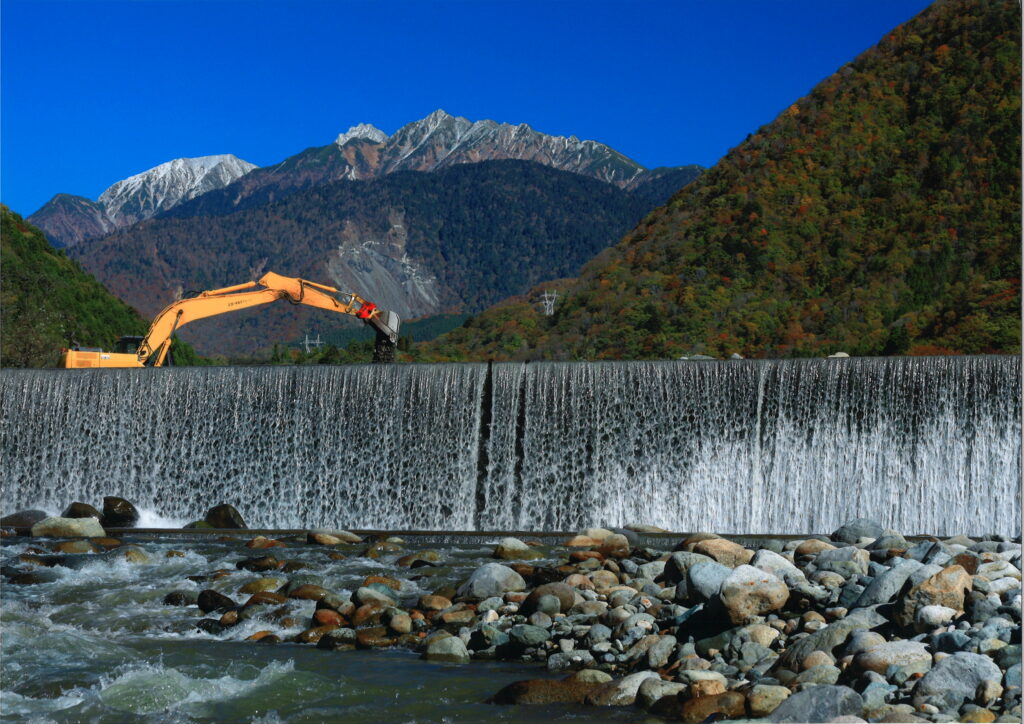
[
  {"left": 0, "top": 206, "right": 148, "bottom": 366},
  {"left": 70, "top": 160, "right": 683, "bottom": 355},
  {"left": 427, "top": 0, "right": 1020, "bottom": 361}
]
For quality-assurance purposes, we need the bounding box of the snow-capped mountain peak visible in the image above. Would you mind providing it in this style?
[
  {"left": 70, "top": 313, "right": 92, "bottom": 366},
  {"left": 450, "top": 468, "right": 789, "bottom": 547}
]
[
  {"left": 97, "top": 154, "right": 257, "bottom": 226},
  {"left": 335, "top": 123, "right": 389, "bottom": 147}
]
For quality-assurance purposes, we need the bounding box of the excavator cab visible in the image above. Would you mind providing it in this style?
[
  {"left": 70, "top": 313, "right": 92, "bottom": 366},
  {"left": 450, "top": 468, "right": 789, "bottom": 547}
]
[{"left": 114, "top": 336, "right": 144, "bottom": 354}]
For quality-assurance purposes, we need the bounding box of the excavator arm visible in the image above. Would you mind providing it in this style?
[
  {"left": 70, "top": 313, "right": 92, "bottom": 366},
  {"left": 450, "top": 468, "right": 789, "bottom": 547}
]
[{"left": 60, "top": 271, "right": 401, "bottom": 368}]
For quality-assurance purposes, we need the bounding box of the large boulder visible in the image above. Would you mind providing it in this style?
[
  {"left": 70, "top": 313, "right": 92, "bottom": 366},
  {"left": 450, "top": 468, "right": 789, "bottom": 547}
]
[
  {"left": 911, "top": 652, "right": 1003, "bottom": 712},
  {"left": 456, "top": 563, "right": 526, "bottom": 600},
  {"left": 814, "top": 546, "right": 870, "bottom": 578},
  {"left": 493, "top": 537, "right": 542, "bottom": 560},
  {"left": 854, "top": 558, "right": 923, "bottom": 608},
  {"left": 719, "top": 565, "right": 789, "bottom": 624},
  {"left": 779, "top": 606, "right": 888, "bottom": 670},
  {"left": 663, "top": 551, "right": 714, "bottom": 585},
  {"left": 855, "top": 641, "right": 932, "bottom": 680},
  {"left": 204, "top": 504, "right": 246, "bottom": 529},
  {"left": 31, "top": 516, "right": 105, "bottom": 538},
  {"left": 751, "top": 549, "right": 806, "bottom": 584},
  {"left": 101, "top": 497, "right": 139, "bottom": 527},
  {"left": 686, "top": 560, "right": 733, "bottom": 601},
  {"left": 585, "top": 671, "right": 660, "bottom": 706},
  {"left": 692, "top": 538, "right": 753, "bottom": 567},
  {"left": 0, "top": 509, "right": 48, "bottom": 529},
  {"left": 490, "top": 677, "right": 602, "bottom": 705},
  {"left": 894, "top": 564, "right": 973, "bottom": 628},
  {"left": 831, "top": 518, "right": 885, "bottom": 544},
  {"left": 768, "top": 685, "right": 864, "bottom": 722},
  {"left": 62, "top": 502, "right": 101, "bottom": 519},
  {"left": 521, "top": 582, "right": 576, "bottom": 614},
  {"left": 423, "top": 635, "right": 470, "bottom": 663}
]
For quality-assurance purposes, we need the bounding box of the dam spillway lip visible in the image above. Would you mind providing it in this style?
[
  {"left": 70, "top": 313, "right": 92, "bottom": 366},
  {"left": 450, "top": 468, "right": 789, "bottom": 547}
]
[{"left": 0, "top": 527, "right": 960, "bottom": 546}]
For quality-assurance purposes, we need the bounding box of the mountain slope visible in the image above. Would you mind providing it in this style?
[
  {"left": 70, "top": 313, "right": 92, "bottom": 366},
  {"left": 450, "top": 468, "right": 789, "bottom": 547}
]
[
  {"left": 28, "top": 154, "right": 257, "bottom": 247},
  {"left": 69, "top": 160, "right": 665, "bottom": 356},
  {"left": 0, "top": 206, "right": 148, "bottom": 366},
  {"left": 428, "top": 0, "right": 1020, "bottom": 361}
]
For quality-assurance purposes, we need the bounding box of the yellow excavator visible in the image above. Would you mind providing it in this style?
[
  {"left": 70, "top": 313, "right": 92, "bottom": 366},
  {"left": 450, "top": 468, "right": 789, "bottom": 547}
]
[{"left": 59, "top": 271, "right": 401, "bottom": 368}]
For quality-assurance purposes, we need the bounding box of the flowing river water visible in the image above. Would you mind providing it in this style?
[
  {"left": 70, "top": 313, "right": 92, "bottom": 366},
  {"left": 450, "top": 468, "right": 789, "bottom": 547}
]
[{"left": 1, "top": 531, "right": 643, "bottom": 723}]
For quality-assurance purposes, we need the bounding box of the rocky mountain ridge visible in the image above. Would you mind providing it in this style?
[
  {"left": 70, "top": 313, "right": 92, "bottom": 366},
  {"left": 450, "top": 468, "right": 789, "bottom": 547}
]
[
  {"left": 28, "top": 154, "right": 256, "bottom": 247},
  {"left": 31, "top": 110, "right": 695, "bottom": 246}
]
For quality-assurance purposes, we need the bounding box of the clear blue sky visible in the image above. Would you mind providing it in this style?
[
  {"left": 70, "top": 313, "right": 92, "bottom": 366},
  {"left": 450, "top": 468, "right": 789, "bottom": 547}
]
[{"left": 2, "top": 0, "right": 933, "bottom": 216}]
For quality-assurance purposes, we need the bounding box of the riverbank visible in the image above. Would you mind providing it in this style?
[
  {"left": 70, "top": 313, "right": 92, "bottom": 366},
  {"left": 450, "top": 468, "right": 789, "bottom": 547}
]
[{"left": 1, "top": 516, "right": 1020, "bottom": 722}]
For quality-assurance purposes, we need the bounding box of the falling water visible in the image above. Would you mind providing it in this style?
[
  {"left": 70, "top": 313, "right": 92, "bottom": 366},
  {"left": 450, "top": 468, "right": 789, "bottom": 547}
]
[
  {"left": 0, "top": 365, "right": 486, "bottom": 530},
  {"left": 1, "top": 357, "right": 1019, "bottom": 535}
]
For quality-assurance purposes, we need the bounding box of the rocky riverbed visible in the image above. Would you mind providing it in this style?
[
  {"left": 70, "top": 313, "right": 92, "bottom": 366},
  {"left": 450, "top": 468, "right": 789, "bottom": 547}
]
[{"left": 1, "top": 506, "right": 1021, "bottom": 723}]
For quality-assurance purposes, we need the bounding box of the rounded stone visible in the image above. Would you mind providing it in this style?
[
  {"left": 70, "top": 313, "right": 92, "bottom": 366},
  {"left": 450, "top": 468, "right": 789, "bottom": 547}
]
[
  {"left": 31, "top": 516, "right": 105, "bottom": 538},
  {"left": 719, "top": 565, "right": 789, "bottom": 624},
  {"left": 62, "top": 502, "right": 101, "bottom": 519},
  {"left": 204, "top": 504, "right": 246, "bottom": 529},
  {"left": 522, "top": 582, "right": 576, "bottom": 614},
  {"left": 101, "top": 497, "right": 139, "bottom": 527},
  {"left": 424, "top": 635, "right": 470, "bottom": 663},
  {"left": 456, "top": 563, "right": 526, "bottom": 600}
]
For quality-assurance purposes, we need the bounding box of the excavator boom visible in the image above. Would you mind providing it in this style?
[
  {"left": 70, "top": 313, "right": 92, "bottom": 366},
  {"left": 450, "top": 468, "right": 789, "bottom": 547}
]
[{"left": 60, "top": 271, "right": 400, "bottom": 368}]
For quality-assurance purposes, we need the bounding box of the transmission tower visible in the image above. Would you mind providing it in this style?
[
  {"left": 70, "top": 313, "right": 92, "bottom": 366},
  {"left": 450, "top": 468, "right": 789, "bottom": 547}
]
[
  {"left": 540, "top": 290, "right": 558, "bottom": 316},
  {"left": 303, "top": 332, "right": 323, "bottom": 354}
]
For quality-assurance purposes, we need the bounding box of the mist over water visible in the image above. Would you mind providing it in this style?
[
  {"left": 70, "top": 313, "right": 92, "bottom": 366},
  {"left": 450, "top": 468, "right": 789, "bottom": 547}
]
[{"left": 1, "top": 356, "right": 1019, "bottom": 535}]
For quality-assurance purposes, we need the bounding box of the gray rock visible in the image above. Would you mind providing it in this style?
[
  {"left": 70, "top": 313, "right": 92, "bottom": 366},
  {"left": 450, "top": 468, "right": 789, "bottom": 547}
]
[
  {"left": 509, "top": 624, "right": 550, "bottom": 647},
  {"left": 586, "top": 671, "right": 660, "bottom": 706},
  {"left": 854, "top": 558, "right": 923, "bottom": 608},
  {"left": 815, "top": 546, "right": 869, "bottom": 578},
  {"left": 663, "top": 551, "right": 714, "bottom": 585},
  {"left": 355, "top": 586, "right": 396, "bottom": 607},
  {"left": 204, "top": 503, "right": 244, "bottom": 529},
  {"left": 638, "top": 560, "right": 666, "bottom": 580},
  {"left": 719, "top": 565, "right": 789, "bottom": 624},
  {"left": 911, "top": 652, "right": 1003, "bottom": 711},
  {"left": 585, "top": 623, "right": 612, "bottom": 647},
  {"left": 528, "top": 611, "right": 552, "bottom": 628},
  {"left": 547, "top": 650, "right": 596, "bottom": 671},
  {"left": 932, "top": 630, "right": 971, "bottom": 653},
  {"left": 456, "top": 563, "right": 526, "bottom": 599},
  {"left": 794, "top": 664, "right": 841, "bottom": 686},
  {"left": 647, "top": 634, "right": 677, "bottom": 668},
  {"left": 687, "top": 560, "right": 733, "bottom": 601},
  {"left": 869, "top": 534, "right": 909, "bottom": 551},
  {"left": 1004, "top": 663, "right": 1021, "bottom": 692},
  {"left": 477, "top": 596, "right": 504, "bottom": 612},
  {"left": 493, "top": 536, "right": 542, "bottom": 560},
  {"left": 102, "top": 496, "right": 139, "bottom": 527},
  {"left": 469, "top": 625, "right": 509, "bottom": 650},
  {"left": 779, "top": 606, "right": 888, "bottom": 669},
  {"left": 831, "top": 519, "right": 885, "bottom": 544},
  {"left": 861, "top": 681, "right": 897, "bottom": 714},
  {"left": 0, "top": 509, "right": 48, "bottom": 528},
  {"left": 31, "top": 516, "right": 105, "bottom": 538},
  {"left": 751, "top": 549, "right": 806, "bottom": 584},
  {"left": 769, "top": 685, "right": 864, "bottom": 722},
  {"left": 532, "top": 594, "right": 561, "bottom": 616},
  {"left": 636, "top": 678, "right": 687, "bottom": 710},
  {"left": 424, "top": 635, "right": 470, "bottom": 663},
  {"left": 855, "top": 641, "right": 932, "bottom": 680}
]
